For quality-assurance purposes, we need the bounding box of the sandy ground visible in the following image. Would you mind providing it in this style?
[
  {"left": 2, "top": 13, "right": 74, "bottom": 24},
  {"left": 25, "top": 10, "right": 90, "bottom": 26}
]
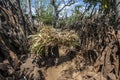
[
  {"left": 45, "top": 63, "right": 68, "bottom": 80},
  {"left": 45, "top": 56, "right": 83, "bottom": 80}
]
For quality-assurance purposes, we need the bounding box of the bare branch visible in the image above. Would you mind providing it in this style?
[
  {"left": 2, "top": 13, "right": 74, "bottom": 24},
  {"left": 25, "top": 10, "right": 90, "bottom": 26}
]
[
  {"left": 50, "top": 0, "right": 57, "bottom": 11},
  {"left": 50, "top": 0, "right": 76, "bottom": 27},
  {"left": 58, "top": 0, "right": 75, "bottom": 12}
]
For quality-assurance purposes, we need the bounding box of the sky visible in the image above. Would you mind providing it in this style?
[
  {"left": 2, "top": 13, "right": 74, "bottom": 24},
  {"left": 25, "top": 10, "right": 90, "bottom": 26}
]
[
  {"left": 30, "top": 0, "right": 100, "bottom": 17},
  {"left": 31, "top": 0, "right": 86, "bottom": 16},
  {"left": 59, "top": 0, "right": 86, "bottom": 17}
]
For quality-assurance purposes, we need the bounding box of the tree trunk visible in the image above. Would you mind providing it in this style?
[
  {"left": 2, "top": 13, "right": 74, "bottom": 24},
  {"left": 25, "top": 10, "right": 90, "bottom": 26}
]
[
  {"left": 116, "top": 0, "right": 120, "bottom": 19},
  {"left": 0, "top": 0, "right": 29, "bottom": 54},
  {"left": 27, "top": 0, "right": 33, "bottom": 30},
  {"left": 53, "top": 11, "right": 59, "bottom": 28}
]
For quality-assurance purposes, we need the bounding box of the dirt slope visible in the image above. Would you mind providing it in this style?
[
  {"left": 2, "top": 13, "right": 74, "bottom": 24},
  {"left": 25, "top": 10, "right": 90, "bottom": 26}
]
[
  {"left": 45, "top": 62, "right": 69, "bottom": 80},
  {"left": 44, "top": 54, "right": 107, "bottom": 80},
  {"left": 45, "top": 61, "right": 81, "bottom": 80}
]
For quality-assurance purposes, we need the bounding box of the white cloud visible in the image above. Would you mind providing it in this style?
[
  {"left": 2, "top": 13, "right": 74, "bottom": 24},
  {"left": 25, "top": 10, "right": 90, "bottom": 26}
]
[
  {"left": 31, "top": 7, "right": 36, "bottom": 15},
  {"left": 58, "top": 1, "right": 86, "bottom": 17}
]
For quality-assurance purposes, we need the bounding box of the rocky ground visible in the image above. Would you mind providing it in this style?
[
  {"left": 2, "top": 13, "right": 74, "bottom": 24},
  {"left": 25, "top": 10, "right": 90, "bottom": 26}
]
[
  {"left": 0, "top": 30, "right": 120, "bottom": 80},
  {"left": 44, "top": 54, "right": 107, "bottom": 80}
]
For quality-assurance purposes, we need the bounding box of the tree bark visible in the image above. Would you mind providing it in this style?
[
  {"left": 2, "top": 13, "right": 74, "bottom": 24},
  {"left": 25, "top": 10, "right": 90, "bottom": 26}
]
[
  {"left": 116, "top": 0, "right": 120, "bottom": 19},
  {"left": 27, "top": 0, "right": 33, "bottom": 29}
]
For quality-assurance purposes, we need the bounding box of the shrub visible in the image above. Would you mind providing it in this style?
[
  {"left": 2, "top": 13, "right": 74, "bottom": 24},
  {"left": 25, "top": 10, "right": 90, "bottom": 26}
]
[{"left": 28, "top": 25, "right": 80, "bottom": 56}]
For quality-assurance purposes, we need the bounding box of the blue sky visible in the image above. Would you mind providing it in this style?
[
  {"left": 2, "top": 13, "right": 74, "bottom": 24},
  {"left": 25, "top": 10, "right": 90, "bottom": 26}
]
[
  {"left": 30, "top": 0, "right": 100, "bottom": 17},
  {"left": 31, "top": 0, "right": 86, "bottom": 16},
  {"left": 59, "top": 0, "right": 86, "bottom": 17}
]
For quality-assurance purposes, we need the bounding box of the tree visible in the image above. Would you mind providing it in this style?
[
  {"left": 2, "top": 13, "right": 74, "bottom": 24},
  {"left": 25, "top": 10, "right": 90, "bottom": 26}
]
[
  {"left": 50, "top": 0, "right": 76, "bottom": 27},
  {"left": 83, "top": 0, "right": 120, "bottom": 29},
  {"left": 40, "top": 5, "right": 54, "bottom": 25},
  {"left": 116, "top": 0, "right": 120, "bottom": 21},
  {"left": 27, "top": 0, "right": 34, "bottom": 30},
  {"left": 83, "top": 0, "right": 111, "bottom": 14},
  {"left": 83, "top": 0, "right": 120, "bottom": 17},
  {"left": 35, "top": 0, "right": 53, "bottom": 25},
  {"left": 0, "top": 0, "right": 29, "bottom": 58}
]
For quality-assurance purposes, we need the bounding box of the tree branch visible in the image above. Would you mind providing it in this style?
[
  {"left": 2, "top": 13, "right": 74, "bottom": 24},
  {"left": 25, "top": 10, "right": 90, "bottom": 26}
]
[{"left": 58, "top": 0, "right": 75, "bottom": 12}]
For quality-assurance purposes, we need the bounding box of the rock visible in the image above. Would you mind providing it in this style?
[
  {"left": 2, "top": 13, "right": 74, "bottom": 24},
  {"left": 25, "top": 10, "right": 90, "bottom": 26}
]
[
  {"left": 0, "top": 63, "right": 9, "bottom": 70},
  {"left": 117, "top": 30, "right": 120, "bottom": 42},
  {"left": 29, "top": 67, "right": 43, "bottom": 80},
  {"left": 72, "top": 72, "right": 82, "bottom": 80},
  {"left": 93, "top": 72, "right": 106, "bottom": 80},
  {"left": 75, "top": 75, "right": 82, "bottom": 80},
  {"left": 20, "top": 56, "right": 45, "bottom": 80},
  {"left": 0, "top": 74, "right": 5, "bottom": 80},
  {"left": 9, "top": 50, "right": 20, "bottom": 70},
  {"left": 108, "top": 73, "right": 116, "bottom": 80}
]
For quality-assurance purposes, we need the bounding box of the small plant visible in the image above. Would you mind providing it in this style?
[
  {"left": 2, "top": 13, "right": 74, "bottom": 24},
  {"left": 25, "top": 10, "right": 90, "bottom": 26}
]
[{"left": 28, "top": 25, "right": 80, "bottom": 56}]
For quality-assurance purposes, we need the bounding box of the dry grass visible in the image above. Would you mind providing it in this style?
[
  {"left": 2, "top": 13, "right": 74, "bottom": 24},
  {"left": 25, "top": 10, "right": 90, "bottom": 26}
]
[{"left": 28, "top": 25, "right": 80, "bottom": 56}]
